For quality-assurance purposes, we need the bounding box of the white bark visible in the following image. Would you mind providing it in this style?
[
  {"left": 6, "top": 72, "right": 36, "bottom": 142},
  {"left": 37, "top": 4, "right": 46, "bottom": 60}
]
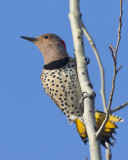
[
  {"left": 81, "top": 22, "right": 107, "bottom": 112},
  {"left": 106, "top": 144, "right": 112, "bottom": 160},
  {"left": 68, "top": 0, "right": 102, "bottom": 159}
]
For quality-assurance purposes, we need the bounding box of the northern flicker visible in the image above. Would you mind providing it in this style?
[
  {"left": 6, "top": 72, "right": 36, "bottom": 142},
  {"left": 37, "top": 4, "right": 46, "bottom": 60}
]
[{"left": 21, "top": 33, "right": 123, "bottom": 147}]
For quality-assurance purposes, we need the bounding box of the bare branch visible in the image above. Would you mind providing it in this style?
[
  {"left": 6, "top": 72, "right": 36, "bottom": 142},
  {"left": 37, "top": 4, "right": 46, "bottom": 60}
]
[
  {"left": 110, "top": 102, "right": 128, "bottom": 114},
  {"left": 95, "top": 108, "right": 110, "bottom": 137},
  {"left": 116, "top": 65, "right": 123, "bottom": 73},
  {"left": 115, "top": 0, "right": 123, "bottom": 55},
  {"left": 109, "top": 44, "right": 115, "bottom": 52},
  {"left": 106, "top": 144, "right": 112, "bottom": 160},
  {"left": 108, "top": 0, "right": 123, "bottom": 114},
  {"left": 72, "top": 1, "right": 123, "bottom": 158},
  {"left": 109, "top": 45, "right": 115, "bottom": 62},
  {"left": 69, "top": 1, "right": 102, "bottom": 159},
  {"left": 81, "top": 21, "right": 109, "bottom": 138},
  {"left": 95, "top": 0, "right": 123, "bottom": 139},
  {"left": 96, "top": 67, "right": 117, "bottom": 137},
  {"left": 105, "top": 1, "right": 123, "bottom": 159},
  {"left": 81, "top": 21, "right": 107, "bottom": 112}
]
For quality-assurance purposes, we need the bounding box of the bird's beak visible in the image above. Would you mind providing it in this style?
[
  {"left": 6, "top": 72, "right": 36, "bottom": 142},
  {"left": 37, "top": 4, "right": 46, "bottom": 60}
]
[{"left": 21, "top": 36, "right": 38, "bottom": 42}]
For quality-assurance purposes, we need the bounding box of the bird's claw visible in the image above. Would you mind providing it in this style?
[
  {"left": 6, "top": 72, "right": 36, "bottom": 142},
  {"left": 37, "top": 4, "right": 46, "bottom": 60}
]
[
  {"left": 79, "top": 91, "right": 96, "bottom": 105},
  {"left": 85, "top": 57, "right": 90, "bottom": 65}
]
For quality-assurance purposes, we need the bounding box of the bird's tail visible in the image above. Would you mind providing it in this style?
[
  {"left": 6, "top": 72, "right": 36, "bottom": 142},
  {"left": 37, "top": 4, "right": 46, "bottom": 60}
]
[{"left": 75, "top": 110, "right": 123, "bottom": 148}]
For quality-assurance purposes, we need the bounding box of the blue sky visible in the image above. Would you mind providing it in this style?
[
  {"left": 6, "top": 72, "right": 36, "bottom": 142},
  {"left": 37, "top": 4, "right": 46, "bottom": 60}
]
[{"left": 0, "top": 0, "right": 128, "bottom": 159}]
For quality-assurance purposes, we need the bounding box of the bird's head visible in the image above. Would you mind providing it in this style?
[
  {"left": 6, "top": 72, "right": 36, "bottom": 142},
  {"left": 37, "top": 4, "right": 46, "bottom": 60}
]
[{"left": 21, "top": 33, "right": 69, "bottom": 65}]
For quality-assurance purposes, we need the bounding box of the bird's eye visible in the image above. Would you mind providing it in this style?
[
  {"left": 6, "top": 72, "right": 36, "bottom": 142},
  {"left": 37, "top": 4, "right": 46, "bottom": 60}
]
[{"left": 44, "top": 36, "right": 48, "bottom": 39}]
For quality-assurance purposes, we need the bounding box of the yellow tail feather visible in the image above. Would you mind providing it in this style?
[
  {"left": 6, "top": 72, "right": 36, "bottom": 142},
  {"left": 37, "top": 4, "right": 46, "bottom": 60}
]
[
  {"left": 75, "top": 111, "right": 123, "bottom": 147},
  {"left": 95, "top": 110, "right": 123, "bottom": 122}
]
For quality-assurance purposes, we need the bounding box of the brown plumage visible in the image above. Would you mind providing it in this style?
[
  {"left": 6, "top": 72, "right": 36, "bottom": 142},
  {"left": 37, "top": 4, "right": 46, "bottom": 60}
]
[{"left": 21, "top": 33, "right": 123, "bottom": 147}]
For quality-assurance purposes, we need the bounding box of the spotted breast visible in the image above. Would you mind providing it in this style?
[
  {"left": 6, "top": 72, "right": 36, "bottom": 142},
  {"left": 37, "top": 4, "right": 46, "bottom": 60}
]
[{"left": 41, "top": 57, "right": 83, "bottom": 123}]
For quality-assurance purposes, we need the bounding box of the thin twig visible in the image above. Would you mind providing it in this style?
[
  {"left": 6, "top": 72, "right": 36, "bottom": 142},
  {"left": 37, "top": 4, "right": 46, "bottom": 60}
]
[
  {"left": 110, "top": 102, "right": 128, "bottom": 114},
  {"left": 107, "top": 46, "right": 117, "bottom": 111},
  {"left": 109, "top": 44, "right": 115, "bottom": 62},
  {"left": 95, "top": 109, "right": 110, "bottom": 137},
  {"left": 108, "top": 0, "right": 123, "bottom": 113},
  {"left": 95, "top": 0, "right": 123, "bottom": 139},
  {"left": 105, "top": 1, "right": 123, "bottom": 160},
  {"left": 116, "top": 65, "right": 123, "bottom": 73},
  {"left": 115, "top": 0, "right": 122, "bottom": 54},
  {"left": 81, "top": 21, "right": 107, "bottom": 112}
]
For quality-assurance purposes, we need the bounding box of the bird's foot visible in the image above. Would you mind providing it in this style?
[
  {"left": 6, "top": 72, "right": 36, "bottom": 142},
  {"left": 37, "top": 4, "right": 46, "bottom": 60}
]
[
  {"left": 85, "top": 57, "right": 90, "bottom": 65},
  {"left": 79, "top": 92, "right": 96, "bottom": 106}
]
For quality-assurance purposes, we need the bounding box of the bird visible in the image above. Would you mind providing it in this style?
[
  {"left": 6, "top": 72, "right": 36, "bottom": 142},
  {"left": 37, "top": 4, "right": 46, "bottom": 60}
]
[{"left": 21, "top": 33, "right": 123, "bottom": 148}]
